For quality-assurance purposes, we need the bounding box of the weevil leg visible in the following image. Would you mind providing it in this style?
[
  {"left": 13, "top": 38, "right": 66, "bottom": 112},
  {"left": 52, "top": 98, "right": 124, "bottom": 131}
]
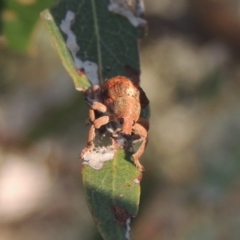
[
  {"left": 80, "top": 115, "right": 111, "bottom": 159},
  {"left": 93, "top": 115, "right": 110, "bottom": 129},
  {"left": 90, "top": 101, "right": 107, "bottom": 113},
  {"left": 80, "top": 108, "right": 96, "bottom": 158},
  {"left": 84, "top": 86, "right": 107, "bottom": 113},
  {"left": 81, "top": 86, "right": 110, "bottom": 159},
  {"left": 132, "top": 118, "right": 149, "bottom": 171}
]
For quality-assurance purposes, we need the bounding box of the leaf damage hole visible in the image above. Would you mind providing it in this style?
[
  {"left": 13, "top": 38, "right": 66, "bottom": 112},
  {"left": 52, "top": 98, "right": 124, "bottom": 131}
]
[
  {"left": 60, "top": 10, "right": 99, "bottom": 87},
  {"left": 108, "top": 0, "right": 146, "bottom": 27},
  {"left": 81, "top": 146, "right": 115, "bottom": 170},
  {"left": 125, "top": 218, "right": 131, "bottom": 240}
]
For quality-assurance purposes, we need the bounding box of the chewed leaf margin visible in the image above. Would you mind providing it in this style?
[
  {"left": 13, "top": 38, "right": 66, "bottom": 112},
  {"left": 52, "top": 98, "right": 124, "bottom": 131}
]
[{"left": 41, "top": 9, "right": 90, "bottom": 90}]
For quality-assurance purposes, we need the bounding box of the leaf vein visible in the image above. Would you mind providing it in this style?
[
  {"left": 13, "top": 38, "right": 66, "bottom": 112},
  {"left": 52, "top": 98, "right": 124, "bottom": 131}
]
[{"left": 91, "top": 0, "right": 103, "bottom": 84}]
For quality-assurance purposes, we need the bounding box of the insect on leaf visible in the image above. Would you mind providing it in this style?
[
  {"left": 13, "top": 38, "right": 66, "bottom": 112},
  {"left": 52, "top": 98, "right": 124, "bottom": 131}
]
[{"left": 41, "top": 0, "right": 147, "bottom": 239}]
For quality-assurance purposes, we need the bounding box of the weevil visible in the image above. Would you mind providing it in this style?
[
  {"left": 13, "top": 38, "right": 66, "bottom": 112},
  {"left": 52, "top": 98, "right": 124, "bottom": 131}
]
[{"left": 80, "top": 76, "right": 149, "bottom": 171}]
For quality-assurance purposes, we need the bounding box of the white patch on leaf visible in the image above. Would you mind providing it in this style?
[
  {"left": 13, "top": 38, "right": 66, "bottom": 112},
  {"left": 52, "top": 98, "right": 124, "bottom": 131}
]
[
  {"left": 125, "top": 218, "right": 131, "bottom": 240},
  {"left": 82, "top": 146, "right": 115, "bottom": 170},
  {"left": 133, "top": 178, "right": 140, "bottom": 184},
  {"left": 82, "top": 61, "right": 99, "bottom": 86},
  {"left": 108, "top": 0, "right": 146, "bottom": 27},
  {"left": 60, "top": 11, "right": 99, "bottom": 86}
]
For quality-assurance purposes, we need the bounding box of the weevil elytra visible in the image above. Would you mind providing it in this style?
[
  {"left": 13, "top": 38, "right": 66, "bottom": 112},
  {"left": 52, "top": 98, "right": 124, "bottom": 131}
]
[{"left": 80, "top": 76, "right": 149, "bottom": 171}]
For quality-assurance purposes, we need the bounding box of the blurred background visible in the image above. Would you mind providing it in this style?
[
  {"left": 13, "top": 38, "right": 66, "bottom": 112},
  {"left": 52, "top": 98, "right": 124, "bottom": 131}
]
[{"left": 1, "top": 0, "right": 240, "bottom": 239}]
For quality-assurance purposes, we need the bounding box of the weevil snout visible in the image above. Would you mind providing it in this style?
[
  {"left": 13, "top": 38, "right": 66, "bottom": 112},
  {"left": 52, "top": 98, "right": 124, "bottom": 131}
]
[
  {"left": 118, "top": 116, "right": 135, "bottom": 136},
  {"left": 121, "top": 133, "right": 132, "bottom": 140}
]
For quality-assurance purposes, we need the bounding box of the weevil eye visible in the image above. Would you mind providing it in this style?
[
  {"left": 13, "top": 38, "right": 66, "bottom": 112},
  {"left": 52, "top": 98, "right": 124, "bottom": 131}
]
[{"left": 119, "top": 118, "right": 124, "bottom": 125}]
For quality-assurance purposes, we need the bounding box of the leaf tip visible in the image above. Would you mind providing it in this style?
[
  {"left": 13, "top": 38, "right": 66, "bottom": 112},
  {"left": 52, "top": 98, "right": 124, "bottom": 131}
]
[{"left": 40, "top": 9, "right": 52, "bottom": 21}]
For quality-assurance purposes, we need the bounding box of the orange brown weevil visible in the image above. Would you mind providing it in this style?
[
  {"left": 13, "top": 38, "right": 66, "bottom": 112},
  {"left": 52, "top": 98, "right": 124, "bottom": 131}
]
[{"left": 80, "top": 76, "right": 149, "bottom": 171}]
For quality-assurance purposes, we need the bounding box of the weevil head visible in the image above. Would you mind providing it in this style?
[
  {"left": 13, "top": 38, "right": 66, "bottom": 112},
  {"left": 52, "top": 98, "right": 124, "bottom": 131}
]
[{"left": 118, "top": 116, "right": 135, "bottom": 136}]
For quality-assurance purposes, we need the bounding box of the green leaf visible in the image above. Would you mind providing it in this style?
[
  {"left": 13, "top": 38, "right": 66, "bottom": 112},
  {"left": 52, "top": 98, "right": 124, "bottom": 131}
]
[
  {"left": 2, "top": 0, "right": 55, "bottom": 52},
  {"left": 41, "top": 0, "right": 145, "bottom": 89},
  {"left": 82, "top": 148, "right": 142, "bottom": 240},
  {"left": 41, "top": 1, "right": 147, "bottom": 239}
]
